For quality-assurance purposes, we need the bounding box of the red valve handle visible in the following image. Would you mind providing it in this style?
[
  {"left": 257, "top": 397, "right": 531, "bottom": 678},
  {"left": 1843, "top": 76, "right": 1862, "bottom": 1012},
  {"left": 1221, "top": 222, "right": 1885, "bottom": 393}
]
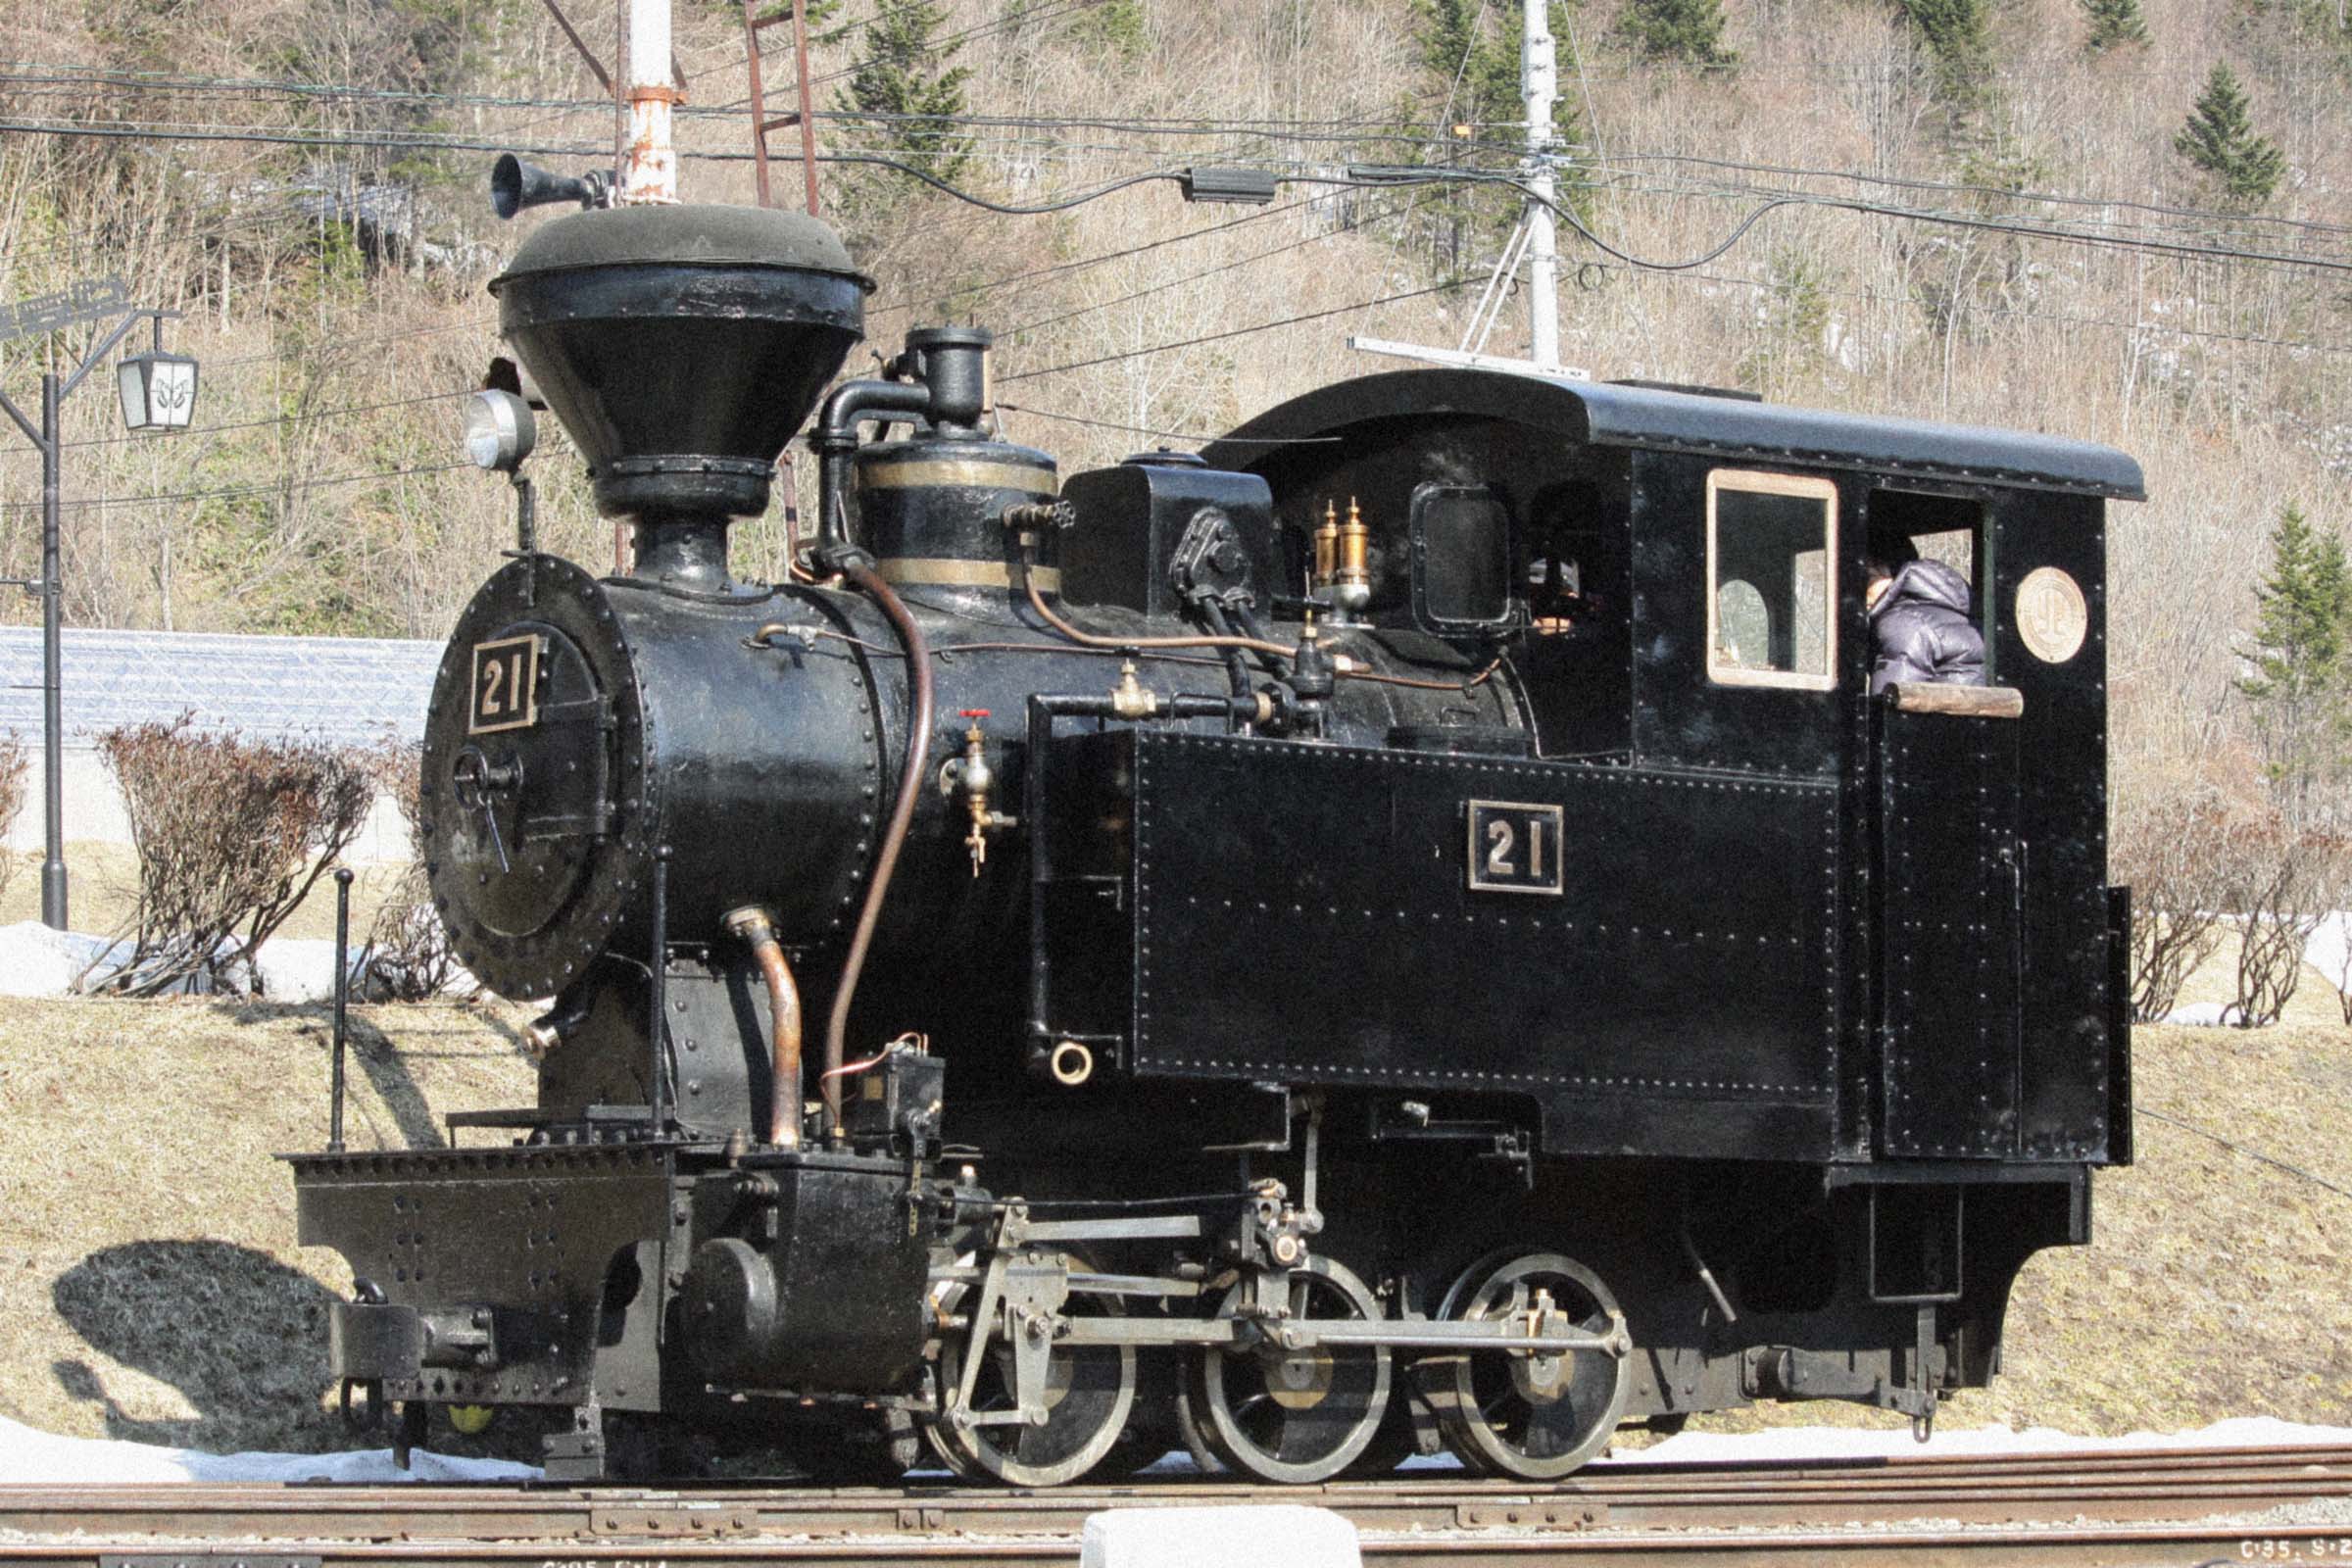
[{"left": 959, "top": 709, "right": 992, "bottom": 719}]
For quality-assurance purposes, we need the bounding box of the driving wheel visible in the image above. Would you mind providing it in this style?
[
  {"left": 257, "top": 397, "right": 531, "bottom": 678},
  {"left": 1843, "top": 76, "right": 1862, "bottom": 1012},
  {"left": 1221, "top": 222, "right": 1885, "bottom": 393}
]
[
  {"left": 1187, "top": 1254, "right": 1391, "bottom": 1484},
  {"left": 926, "top": 1258, "right": 1138, "bottom": 1487},
  {"left": 1419, "top": 1250, "right": 1630, "bottom": 1479}
]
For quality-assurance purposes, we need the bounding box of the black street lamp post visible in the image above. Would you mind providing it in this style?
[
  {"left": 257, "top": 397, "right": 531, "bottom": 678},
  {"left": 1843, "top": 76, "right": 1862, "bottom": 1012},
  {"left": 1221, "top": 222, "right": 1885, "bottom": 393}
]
[{"left": 0, "top": 288, "right": 198, "bottom": 930}]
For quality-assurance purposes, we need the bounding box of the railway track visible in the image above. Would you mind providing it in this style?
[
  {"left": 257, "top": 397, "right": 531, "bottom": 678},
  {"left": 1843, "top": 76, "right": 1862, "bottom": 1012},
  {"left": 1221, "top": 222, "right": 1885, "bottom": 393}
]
[{"left": 1, "top": 1444, "right": 2347, "bottom": 1566}]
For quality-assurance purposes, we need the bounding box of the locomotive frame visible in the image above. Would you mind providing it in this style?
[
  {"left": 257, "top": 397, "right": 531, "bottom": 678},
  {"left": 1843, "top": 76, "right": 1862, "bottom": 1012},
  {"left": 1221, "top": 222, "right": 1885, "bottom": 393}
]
[{"left": 287, "top": 192, "right": 2142, "bottom": 1486}]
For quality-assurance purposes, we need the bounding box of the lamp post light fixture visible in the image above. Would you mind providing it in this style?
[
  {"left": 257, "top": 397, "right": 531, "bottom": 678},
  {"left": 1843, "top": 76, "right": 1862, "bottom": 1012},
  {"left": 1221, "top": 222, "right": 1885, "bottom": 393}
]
[
  {"left": 0, "top": 290, "right": 199, "bottom": 930},
  {"left": 117, "top": 336, "right": 201, "bottom": 431}
]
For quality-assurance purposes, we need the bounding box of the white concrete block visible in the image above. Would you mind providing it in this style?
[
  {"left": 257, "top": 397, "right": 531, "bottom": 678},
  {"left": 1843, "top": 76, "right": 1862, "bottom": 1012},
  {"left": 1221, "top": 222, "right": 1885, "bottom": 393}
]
[{"left": 1080, "top": 1504, "right": 1361, "bottom": 1568}]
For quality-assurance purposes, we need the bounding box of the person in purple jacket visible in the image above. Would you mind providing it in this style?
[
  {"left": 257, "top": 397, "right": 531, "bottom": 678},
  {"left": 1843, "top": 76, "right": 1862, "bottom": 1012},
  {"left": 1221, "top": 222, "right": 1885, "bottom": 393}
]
[{"left": 1865, "top": 558, "right": 1985, "bottom": 695}]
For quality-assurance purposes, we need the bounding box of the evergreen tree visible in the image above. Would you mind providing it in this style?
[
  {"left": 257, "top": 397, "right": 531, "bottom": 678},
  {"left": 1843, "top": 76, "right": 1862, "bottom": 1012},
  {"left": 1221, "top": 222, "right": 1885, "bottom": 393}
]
[
  {"left": 2236, "top": 503, "right": 2352, "bottom": 827},
  {"left": 1414, "top": 0, "right": 1526, "bottom": 139},
  {"left": 1617, "top": 0, "right": 1739, "bottom": 70},
  {"left": 1406, "top": 0, "right": 1585, "bottom": 264},
  {"left": 835, "top": 0, "right": 973, "bottom": 187},
  {"left": 2080, "top": 0, "right": 2151, "bottom": 52},
  {"left": 1893, "top": 0, "right": 1994, "bottom": 106},
  {"left": 2174, "top": 62, "right": 2286, "bottom": 209}
]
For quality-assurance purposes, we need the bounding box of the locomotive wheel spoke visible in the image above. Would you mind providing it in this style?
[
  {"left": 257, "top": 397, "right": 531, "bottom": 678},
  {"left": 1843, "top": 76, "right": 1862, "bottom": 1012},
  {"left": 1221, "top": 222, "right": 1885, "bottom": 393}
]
[
  {"left": 924, "top": 1256, "right": 1137, "bottom": 1488},
  {"left": 1420, "top": 1250, "right": 1630, "bottom": 1481},
  {"left": 1188, "top": 1255, "right": 1390, "bottom": 1485}
]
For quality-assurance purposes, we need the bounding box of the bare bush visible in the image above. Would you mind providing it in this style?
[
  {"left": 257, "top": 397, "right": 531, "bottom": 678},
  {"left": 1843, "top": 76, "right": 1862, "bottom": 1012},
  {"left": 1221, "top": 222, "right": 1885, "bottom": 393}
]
[
  {"left": 2113, "top": 784, "right": 2235, "bottom": 1022},
  {"left": 358, "top": 743, "right": 470, "bottom": 1002},
  {"left": 0, "top": 732, "right": 26, "bottom": 900},
  {"left": 92, "top": 719, "right": 373, "bottom": 997},
  {"left": 2218, "top": 822, "right": 2340, "bottom": 1028}
]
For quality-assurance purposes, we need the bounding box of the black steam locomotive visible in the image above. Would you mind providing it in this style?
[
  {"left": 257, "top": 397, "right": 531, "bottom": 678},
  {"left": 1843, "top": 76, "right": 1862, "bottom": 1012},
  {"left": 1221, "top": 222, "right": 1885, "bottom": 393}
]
[{"left": 289, "top": 187, "right": 2143, "bottom": 1485}]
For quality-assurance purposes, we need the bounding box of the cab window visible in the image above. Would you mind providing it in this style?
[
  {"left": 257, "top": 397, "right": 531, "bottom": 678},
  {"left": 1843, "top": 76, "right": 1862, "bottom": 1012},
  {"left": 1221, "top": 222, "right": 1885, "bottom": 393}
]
[{"left": 1706, "top": 469, "right": 1838, "bottom": 690}]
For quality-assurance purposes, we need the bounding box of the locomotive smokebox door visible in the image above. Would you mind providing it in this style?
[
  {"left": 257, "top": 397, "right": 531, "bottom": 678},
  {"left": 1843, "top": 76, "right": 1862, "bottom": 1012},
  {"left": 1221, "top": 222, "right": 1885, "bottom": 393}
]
[{"left": 1874, "top": 698, "right": 2023, "bottom": 1158}]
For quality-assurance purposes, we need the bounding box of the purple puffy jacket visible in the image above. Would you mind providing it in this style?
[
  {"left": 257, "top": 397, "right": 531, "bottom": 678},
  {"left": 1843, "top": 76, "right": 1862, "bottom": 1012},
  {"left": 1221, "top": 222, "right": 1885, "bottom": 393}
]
[{"left": 1868, "top": 560, "right": 1984, "bottom": 695}]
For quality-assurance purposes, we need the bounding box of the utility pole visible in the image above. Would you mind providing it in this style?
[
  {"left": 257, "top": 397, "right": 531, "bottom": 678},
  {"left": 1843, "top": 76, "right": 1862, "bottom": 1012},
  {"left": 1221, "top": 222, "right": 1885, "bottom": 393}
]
[
  {"left": 1348, "top": 0, "right": 1583, "bottom": 379},
  {"left": 1522, "top": 0, "right": 1560, "bottom": 373},
  {"left": 620, "top": 0, "right": 681, "bottom": 203}
]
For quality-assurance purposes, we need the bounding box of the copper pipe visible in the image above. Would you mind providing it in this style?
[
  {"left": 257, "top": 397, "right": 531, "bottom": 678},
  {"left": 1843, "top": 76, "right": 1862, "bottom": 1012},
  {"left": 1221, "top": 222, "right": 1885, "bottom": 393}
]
[
  {"left": 1345, "top": 658, "right": 1505, "bottom": 693},
  {"left": 726, "top": 907, "right": 803, "bottom": 1149},
  {"left": 825, "top": 561, "right": 935, "bottom": 1144},
  {"left": 1020, "top": 546, "right": 1503, "bottom": 693},
  {"left": 1019, "top": 546, "right": 1293, "bottom": 658}
]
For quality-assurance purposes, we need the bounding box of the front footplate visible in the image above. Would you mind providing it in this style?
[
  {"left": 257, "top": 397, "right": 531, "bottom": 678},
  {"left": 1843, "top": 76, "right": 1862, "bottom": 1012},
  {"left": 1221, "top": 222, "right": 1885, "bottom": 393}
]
[{"left": 286, "top": 1141, "right": 679, "bottom": 1411}]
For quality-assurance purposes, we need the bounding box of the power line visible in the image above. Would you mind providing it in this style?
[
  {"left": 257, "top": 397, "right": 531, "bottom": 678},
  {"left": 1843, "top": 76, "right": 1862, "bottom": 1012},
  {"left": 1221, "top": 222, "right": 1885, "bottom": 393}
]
[
  {"left": 1000, "top": 275, "right": 1469, "bottom": 381},
  {"left": 52, "top": 390, "right": 468, "bottom": 451},
  {"left": 996, "top": 199, "right": 1418, "bottom": 337},
  {"left": 871, "top": 193, "right": 1334, "bottom": 313},
  {"left": 995, "top": 399, "right": 1339, "bottom": 446},
  {"left": 1592, "top": 150, "right": 2352, "bottom": 243},
  {"left": 0, "top": 461, "right": 468, "bottom": 514},
  {"left": 1603, "top": 259, "right": 2352, "bottom": 360}
]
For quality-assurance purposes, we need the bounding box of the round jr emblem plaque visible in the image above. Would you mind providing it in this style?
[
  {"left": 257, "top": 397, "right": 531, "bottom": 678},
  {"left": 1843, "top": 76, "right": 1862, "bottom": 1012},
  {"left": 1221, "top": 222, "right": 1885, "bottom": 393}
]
[{"left": 2016, "top": 566, "right": 2088, "bottom": 663}]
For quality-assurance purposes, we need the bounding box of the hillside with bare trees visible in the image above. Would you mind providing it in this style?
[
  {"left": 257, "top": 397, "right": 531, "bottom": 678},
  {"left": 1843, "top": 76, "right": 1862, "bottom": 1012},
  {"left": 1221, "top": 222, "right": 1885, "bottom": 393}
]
[{"left": 5, "top": 0, "right": 2352, "bottom": 828}]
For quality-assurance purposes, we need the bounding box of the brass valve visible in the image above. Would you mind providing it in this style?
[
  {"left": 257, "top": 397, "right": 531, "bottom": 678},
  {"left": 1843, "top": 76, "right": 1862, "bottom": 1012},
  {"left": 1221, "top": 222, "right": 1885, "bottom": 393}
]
[
  {"left": 1334, "top": 496, "right": 1371, "bottom": 618},
  {"left": 1110, "top": 661, "right": 1159, "bottom": 720},
  {"left": 1311, "top": 499, "right": 1340, "bottom": 589},
  {"left": 938, "top": 710, "right": 1016, "bottom": 875}
]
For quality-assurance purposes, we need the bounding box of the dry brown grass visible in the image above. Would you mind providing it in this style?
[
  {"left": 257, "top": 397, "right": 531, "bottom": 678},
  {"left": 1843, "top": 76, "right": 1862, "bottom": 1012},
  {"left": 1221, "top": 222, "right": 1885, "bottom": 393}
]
[
  {"left": 1686, "top": 963, "right": 2352, "bottom": 1441},
  {"left": 0, "top": 955, "right": 2344, "bottom": 1457},
  {"left": 0, "top": 842, "right": 408, "bottom": 948},
  {"left": 0, "top": 995, "right": 531, "bottom": 1453}
]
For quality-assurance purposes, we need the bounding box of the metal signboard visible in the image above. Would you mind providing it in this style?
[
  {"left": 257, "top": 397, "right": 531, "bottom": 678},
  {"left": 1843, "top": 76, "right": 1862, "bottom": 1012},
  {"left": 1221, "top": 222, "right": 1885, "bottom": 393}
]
[{"left": 0, "top": 275, "right": 129, "bottom": 344}]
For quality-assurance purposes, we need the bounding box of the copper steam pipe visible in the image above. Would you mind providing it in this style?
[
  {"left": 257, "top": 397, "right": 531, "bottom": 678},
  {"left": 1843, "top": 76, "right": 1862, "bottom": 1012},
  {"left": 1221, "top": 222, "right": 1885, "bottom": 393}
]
[
  {"left": 1017, "top": 543, "right": 1292, "bottom": 659},
  {"left": 725, "top": 906, "right": 803, "bottom": 1148},
  {"left": 824, "top": 560, "right": 935, "bottom": 1144},
  {"left": 1016, "top": 540, "right": 1502, "bottom": 694}
]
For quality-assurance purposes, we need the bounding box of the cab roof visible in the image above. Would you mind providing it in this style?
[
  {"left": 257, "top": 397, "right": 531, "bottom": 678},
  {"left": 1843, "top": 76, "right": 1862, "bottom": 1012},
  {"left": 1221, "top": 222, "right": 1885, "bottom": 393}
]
[{"left": 1200, "top": 369, "right": 2146, "bottom": 502}]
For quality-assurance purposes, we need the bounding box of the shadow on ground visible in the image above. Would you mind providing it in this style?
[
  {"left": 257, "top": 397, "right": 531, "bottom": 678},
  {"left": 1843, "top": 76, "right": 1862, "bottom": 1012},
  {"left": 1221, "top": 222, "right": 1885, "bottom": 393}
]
[{"left": 51, "top": 1240, "right": 342, "bottom": 1452}]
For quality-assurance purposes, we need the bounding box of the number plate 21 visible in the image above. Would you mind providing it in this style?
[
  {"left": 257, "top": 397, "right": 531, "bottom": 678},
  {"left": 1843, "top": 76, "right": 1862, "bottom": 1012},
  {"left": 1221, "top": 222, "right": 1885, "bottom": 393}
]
[
  {"left": 468, "top": 634, "right": 541, "bottom": 735},
  {"left": 1466, "top": 800, "right": 1564, "bottom": 896}
]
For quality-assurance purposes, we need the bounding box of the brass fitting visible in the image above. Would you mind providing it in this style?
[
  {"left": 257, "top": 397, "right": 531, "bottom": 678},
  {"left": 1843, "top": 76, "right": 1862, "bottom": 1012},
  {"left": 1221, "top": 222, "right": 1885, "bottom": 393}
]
[
  {"left": 1311, "top": 499, "right": 1340, "bottom": 588},
  {"left": 1334, "top": 496, "right": 1371, "bottom": 619},
  {"left": 1049, "top": 1040, "right": 1095, "bottom": 1086},
  {"left": 941, "top": 710, "right": 1014, "bottom": 875},
  {"left": 1110, "top": 660, "right": 1159, "bottom": 719}
]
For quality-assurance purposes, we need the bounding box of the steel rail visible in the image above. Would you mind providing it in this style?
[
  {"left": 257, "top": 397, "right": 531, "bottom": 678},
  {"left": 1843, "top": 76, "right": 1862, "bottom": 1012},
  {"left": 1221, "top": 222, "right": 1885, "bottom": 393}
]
[
  {"left": 0, "top": 1444, "right": 2345, "bottom": 1552},
  {"left": 1, "top": 1521, "right": 2350, "bottom": 1568}
]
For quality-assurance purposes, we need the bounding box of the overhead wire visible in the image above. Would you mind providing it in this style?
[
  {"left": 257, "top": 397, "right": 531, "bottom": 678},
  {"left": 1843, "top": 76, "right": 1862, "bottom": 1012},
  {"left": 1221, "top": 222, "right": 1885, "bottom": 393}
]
[
  {"left": 999, "top": 275, "right": 1470, "bottom": 382},
  {"left": 996, "top": 197, "right": 1420, "bottom": 337},
  {"left": 0, "top": 460, "right": 469, "bottom": 513},
  {"left": 994, "top": 400, "right": 1339, "bottom": 446},
  {"left": 24, "top": 101, "right": 2352, "bottom": 287}
]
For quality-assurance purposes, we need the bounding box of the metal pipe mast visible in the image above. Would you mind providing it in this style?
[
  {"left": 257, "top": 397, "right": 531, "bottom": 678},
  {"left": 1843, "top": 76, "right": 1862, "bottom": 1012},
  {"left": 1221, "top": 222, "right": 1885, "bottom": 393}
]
[
  {"left": 620, "top": 0, "right": 680, "bottom": 203},
  {"left": 1522, "top": 0, "right": 1559, "bottom": 373}
]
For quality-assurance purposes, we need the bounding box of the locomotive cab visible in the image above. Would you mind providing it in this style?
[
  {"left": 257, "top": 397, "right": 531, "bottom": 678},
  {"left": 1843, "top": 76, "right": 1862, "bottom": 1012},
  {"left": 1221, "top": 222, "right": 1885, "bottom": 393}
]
[{"left": 1184, "top": 369, "right": 2139, "bottom": 1432}]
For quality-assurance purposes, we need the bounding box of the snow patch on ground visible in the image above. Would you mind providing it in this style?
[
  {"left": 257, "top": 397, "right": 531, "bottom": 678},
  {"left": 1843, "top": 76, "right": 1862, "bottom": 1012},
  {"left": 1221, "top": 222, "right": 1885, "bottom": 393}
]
[
  {"left": 0, "top": 921, "right": 137, "bottom": 997},
  {"left": 1617, "top": 1415, "right": 2352, "bottom": 1465},
  {"left": 0, "top": 1413, "right": 539, "bottom": 1483},
  {"left": 2163, "top": 1000, "right": 2242, "bottom": 1026},
  {"left": 0, "top": 923, "right": 361, "bottom": 1002},
  {"left": 2310, "top": 912, "right": 2352, "bottom": 1001},
  {"left": 252, "top": 938, "right": 365, "bottom": 1003}
]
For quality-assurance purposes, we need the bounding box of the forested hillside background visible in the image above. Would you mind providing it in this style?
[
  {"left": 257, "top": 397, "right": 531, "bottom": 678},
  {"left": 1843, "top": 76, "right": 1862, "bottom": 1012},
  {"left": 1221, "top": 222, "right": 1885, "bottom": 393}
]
[{"left": 4, "top": 0, "right": 2351, "bottom": 808}]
